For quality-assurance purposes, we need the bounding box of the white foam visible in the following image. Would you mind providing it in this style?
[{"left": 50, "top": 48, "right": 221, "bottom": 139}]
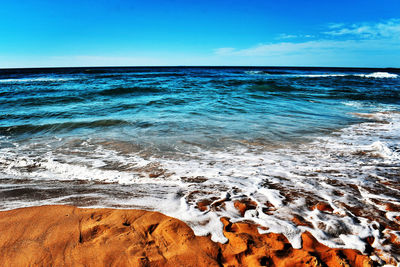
[
  {"left": 358, "top": 72, "right": 399, "bottom": 79},
  {"left": 258, "top": 187, "right": 285, "bottom": 208},
  {"left": 0, "top": 111, "right": 399, "bottom": 263},
  {"left": 370, "top": 141, "right": 399, "bottom": 159},
  {"left": 339, "top": 234, "right": 366, "bottom": 251},
  {"left": 296, "top": 72, "right": 398, "bottom": 79},
  {"left": 342, "top": 101, "right": 365, "bottom": 108},
  {"left": 244, "top": 70, "right": 399, "bottom": 80},
  {"left": 244, "top": 70, "right": 263, "bottom": 74}
]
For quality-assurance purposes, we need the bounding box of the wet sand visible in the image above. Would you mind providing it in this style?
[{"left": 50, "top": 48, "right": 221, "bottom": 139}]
[{"left": 0, "top": 205, "right": 374, "bottom": 266}]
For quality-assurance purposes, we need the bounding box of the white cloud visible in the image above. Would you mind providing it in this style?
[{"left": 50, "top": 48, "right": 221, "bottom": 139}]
[
  {"left": 213, "top": 18, "right": 400, "bottom": 67},
  {"left": 214, "top": 47, "right": 236, "bottom": 55},
  {"left": 216, "top": 40, "right": 355, "bottom": 57},
  {"left": 276, "top": 34, "right": 314, "bottom": 40},
  {"left": 327, "top": 23, "right": 345, "bottom": 29},
  {"left": 277, "top": 34, "right": 298, "bottom": 39},
  {"left": 324, "top": 18, "right": 400, "bottom": 39}
]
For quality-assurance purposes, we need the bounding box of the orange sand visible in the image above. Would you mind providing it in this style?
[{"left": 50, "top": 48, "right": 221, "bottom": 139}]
[{"left": 0, "top": 205, "right": 374, "bottom": 266}]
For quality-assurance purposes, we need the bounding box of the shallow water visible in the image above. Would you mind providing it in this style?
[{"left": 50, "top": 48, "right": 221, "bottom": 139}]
[{"left": 1, "top": 67, "right": 399, "bottom": 263}]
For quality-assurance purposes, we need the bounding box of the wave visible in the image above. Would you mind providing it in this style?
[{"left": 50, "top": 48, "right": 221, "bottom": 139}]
[
  {"left": 98, "top": 86, "right": 161, "bottom": 96},
  {"left": 21, "top": 95, "right": 85, "bottom": 106},
  {"left": 0, "top": 119, "right": 131, "bottom": 135},
  {"left": 245, "top": 71, "right": 399, "bottom": 79},
  {"left": 356, "top": 72, "right": 399, "bottom": 79},
  {"left": 127, "top": 73, "right": 186, "bottom": 78},
  {"left": 245, "top": 70, "right": 292, "bottom": 75},
  {"left": 248, "top": 80, "right": 298, "bottom": 92},
  {"left": 0, "top": 95, "right": 86, "bottom": 108},
  {"left": 83, "top": 69, "right": 111, "bottom": 74},
  {"left": 221, "top": 79, "right": 298, "bottom": 93},
  {"left": 145, "top": 97, "right": 187, "bottom": 107},
  {"left": 328, "top": 87, "right": 400, "bottom": 103},
  {"left": 1, "top": 87, "right": 163, "bottom": 107},
  {"left": 297, "top": 74, "right": 347, "bottom": 78},
  {"left": 297, "top": 72, "right": 398, "bottom": 79},
  {"left": 0, "top": 77, "right": 76, "bottom": 83}
]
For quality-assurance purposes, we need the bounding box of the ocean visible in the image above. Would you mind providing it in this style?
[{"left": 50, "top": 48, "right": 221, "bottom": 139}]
[{"left": 0, "top": 67, "right": 399, "bottom": 259}]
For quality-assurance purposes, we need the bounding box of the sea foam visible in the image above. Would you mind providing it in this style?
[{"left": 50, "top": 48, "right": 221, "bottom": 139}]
[{"left": 359, "top": 72, "right": 399, "bottom": 79}]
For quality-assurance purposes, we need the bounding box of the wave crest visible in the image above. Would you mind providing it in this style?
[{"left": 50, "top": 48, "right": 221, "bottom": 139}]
[
  {"left": 0, "top": 119, "right": 131, "bottom": 135},
  {"left": 98, "top": 86, "right": 160, "bottom": 96},
  {"left": 358, "top": 72, "right": 399, "bottom": 79}
]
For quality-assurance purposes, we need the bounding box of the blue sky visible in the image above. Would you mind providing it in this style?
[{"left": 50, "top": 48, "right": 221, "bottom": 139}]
[{"left": 0, "top": 0, "right": 399, "bottom": 68}]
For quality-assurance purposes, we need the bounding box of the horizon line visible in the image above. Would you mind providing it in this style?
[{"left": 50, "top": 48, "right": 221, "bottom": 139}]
[{"left": 1, "top": 65, "right": 399, "bottom": 71}]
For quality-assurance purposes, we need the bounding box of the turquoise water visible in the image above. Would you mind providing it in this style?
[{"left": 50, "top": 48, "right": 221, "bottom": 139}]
[
  {"left": 2, "top": 67, "right": 398, "bottom": 149},
  {"left": 0, "top": 67, "right": 400, "bottom": 259}
]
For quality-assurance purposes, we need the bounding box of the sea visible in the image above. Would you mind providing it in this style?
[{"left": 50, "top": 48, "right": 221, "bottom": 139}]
[{"left": 0, "top": 67, "right": 399, "bottom": 262}]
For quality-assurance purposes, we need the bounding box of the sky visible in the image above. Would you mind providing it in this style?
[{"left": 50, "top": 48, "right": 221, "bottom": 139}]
[{"left": 0, "top": 0, "right": 399, "bottom": 68}]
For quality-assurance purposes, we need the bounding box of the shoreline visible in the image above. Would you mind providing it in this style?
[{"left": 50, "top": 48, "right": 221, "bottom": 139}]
[{"left": 0, "top": 205, "right": 374, "bottom": 266}]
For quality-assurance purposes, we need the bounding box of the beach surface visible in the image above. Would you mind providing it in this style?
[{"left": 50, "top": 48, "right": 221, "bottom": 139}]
[
  {"left": 1, "top": 67, "right": 400, "bottom": 265},
  {"left": 0, "top": 205, "right": 374, "bottom": 266}
]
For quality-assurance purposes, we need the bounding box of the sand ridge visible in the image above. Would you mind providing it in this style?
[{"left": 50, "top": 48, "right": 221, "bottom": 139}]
[{"left": 0, "top": 205, "right": 374, "bottom": 266}]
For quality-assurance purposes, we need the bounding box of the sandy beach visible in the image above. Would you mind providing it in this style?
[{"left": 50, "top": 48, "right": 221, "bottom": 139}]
[{"left": 0, "top": 205, "right": 376, "bottom": 266}]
